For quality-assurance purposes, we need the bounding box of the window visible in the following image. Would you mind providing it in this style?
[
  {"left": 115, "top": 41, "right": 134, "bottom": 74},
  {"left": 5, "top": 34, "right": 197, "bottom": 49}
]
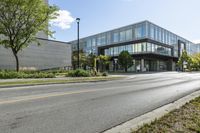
[
  {"left": 137, "top": 43, "right": 142, "bottom": 52},
  {"left": 127, "top": 45, "right": 133, "bottom": 53},
  {"left": 101, "top": 36, "right": 106, "bottom": 45},
  {"left": 152, "top": 44, "right": 155, "bottom": 52},
  {"left": 118, "top": 46, "right": 124, "bottom": 54},
  {"left": 120, "top": 31, "right": 126, "bottom": 42},
  {"left": 150, "top": 25, "right": 154, "bottom": 39},
  {"left": 107, "top": 32, "right": 111, "bottom": 45},
  {"left": 105, "top": 49, "right": 110, "bottom": 56},
  {"left": 142, "top": 43, "right": 147, "bottom": 52},
  {"left": 158, "top": 28, "right": 161, "bottom": 42},
  {"left": 114, "top": 47, "right": 118, "bottom": 55},
  {"left": 134, "top": 44, "right": 138, "bottom": 53},
  {"left": 92, "top": 38, "right": 96, "bottom": 47},
  {"left": 96, "top": 35, "right": 106, "bottom": 46},
  {"left": 126, "top": 29, "right": 132, "bottom": 40},
  {"left": 147, "top": 43, "right": 152, "bottom": 52},
  {"left": 113, "top": 32, "right": 119, "bottom": 43},
  {"left": 135, "top": 26, "right": 142, "bottom": 39},
  {"left": 97, "top": 37, "right": 101, "bottom": 46},
  {"left": 132, "top": 44, "right": 135, "bottom": 53},
  {"left": 86, "top": 39, "right": 91, "bottom": 48},
  {"left": 110, "top": 47, "right": 114, "bottom": 56}
]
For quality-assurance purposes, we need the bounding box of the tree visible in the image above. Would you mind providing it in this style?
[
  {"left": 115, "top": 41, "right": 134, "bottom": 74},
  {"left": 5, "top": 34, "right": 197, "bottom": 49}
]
[
  {"left": 191, "top": 53, "right": 200, "bottom": 71},
  {"left": 177, "top": 50, "right": 192, "bottom": 71},
  {"left": 98, "top": 55, "right": 111, "bottom": 72},
  {"left": 72, "top": 50, "right": 87, "bottom": 70},
  {"left": 87, "top": 53, "right": 97, "bottom": 70},
  {"left": 118, "top": 51, "right": 133, "bottom": 72},
  {"left": 0, "top": 0, "right": 58, "bottom": 71}
]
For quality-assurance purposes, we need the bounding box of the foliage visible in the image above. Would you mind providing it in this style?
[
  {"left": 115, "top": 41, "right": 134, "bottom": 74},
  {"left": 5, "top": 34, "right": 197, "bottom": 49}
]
[
  {"left": 132, "top": 96, "right": 200, "bottom": 133},
  {"left": 177, "top": 50, "right": 193, "bottom": 71},
  {"left": 118, "top": 51, "right": 133, "bottom": 72},
  {"left": 191, "top": 53, "right": 200, "bottom": 71},
  {"left": 67, "top": 69, "right": 91, "bottom": 77},
  {"left": 102, "top": 72, "right": 108, "bottom": 77},
  {"left": 98, "top": 55, "right": 111, "bottom": 72},
  {"left": 0, "top": 0, "right": 58, "bottom": 71},
  {"left": 86, "top": 53, "right": 97, "bottom": 69},
  {"left": 0, "top": 70, "right": 55, "bottom": 79},
  {"left": 72, "top": 50, "right": 87, "bottom": 69}
]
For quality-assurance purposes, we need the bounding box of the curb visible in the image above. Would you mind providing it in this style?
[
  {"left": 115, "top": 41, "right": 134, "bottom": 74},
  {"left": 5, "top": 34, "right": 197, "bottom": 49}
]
[{"left": 103, "top": 90, "right": 200, "bottom": 133}]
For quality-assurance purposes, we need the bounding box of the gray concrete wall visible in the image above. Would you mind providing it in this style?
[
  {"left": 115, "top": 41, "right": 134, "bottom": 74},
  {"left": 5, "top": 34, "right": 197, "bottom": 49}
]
[{"left": 0, "top": 39, "right": 71, "bottom": 70}]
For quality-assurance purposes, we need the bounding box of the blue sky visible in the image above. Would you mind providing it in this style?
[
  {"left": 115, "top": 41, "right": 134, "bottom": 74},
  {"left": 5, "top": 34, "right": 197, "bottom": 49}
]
[{"left": 49, "top": 0, "right": 200, "bottom": 43}]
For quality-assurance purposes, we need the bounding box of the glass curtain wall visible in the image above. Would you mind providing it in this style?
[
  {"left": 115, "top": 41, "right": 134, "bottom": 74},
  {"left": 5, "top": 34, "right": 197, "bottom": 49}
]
[{"left": 104, "top": 42, "right": 172, "bottom": 57}]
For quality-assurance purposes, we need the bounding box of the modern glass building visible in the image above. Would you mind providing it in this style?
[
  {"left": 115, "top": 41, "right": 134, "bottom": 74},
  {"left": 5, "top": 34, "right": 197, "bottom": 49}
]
[{"left": 69, "top": 20, "right": 200, "bottom": 72}]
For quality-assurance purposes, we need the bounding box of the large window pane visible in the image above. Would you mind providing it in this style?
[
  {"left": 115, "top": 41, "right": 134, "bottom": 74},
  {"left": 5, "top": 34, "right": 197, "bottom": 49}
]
[
  {"left": 150, "top": 24, "right": 154, "bottom": 39},
  {"left": 101, "top": 36, "right": 106, "bottom": 45},
  {"left": 126, "top": 29, "right": 132, "bottom": 41},
  {"left": 86, "top": 39, "right": 91, "bottom": 48},
  {"left": 114, "top": 47, "right": 118, "bottom": 55},
  {"left": 142, "top": 43, "right": 147, "bottom": 52},
  {"left": 113, "top": 32, "right": 119, "bottom": 43},
  {"left": 120, "top": 31, "right": 126, "bottom": 42},
  {"left": 97, "top": 37, "right": 101, "bottom": 46},
  {"left": 137, "top": 43, "right": 142, "bottom": 52},
  {"left": 92, "top": 38, "right": 96, "bottom": 47},
  {"left": 127, "top": 45, "right": 133, "bottom": 53},
  {"left": 135, "top": 25, "right": 142, "bottom": 39}
]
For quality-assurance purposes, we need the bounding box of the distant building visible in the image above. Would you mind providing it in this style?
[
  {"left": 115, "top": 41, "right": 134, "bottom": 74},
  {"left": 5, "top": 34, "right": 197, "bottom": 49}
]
[
  {"left": 0, "top": 0, "right": 71, "bottom": 70},
  {"left": 69, "top": 20, "right": 200, "bottom": 72}
]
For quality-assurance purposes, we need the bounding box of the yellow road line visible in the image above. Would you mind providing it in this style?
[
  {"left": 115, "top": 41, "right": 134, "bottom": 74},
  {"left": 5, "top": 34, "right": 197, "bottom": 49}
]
[{"left": 0, "top": 89, "right": 102, "bottom": 105}]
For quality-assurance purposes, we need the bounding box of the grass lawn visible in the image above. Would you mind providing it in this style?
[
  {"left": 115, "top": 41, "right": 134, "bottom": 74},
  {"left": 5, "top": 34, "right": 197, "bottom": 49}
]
[
  {"left": 0, "top": 76, "right": 122, "bottom": 87},
  {"left": 133, "top": 96, "right": 200, "bottom": 133}
]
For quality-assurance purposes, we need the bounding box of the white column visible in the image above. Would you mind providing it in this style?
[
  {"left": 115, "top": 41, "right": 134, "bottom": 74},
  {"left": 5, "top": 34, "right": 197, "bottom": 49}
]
[{"left": 141, "top": 59, "right": 145, "bottom": 72}]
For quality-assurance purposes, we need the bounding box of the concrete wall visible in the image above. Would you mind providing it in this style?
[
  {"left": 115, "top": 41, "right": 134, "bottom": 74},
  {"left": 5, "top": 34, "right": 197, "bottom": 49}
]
[{"left": 0, "top": 39, "right": 71, "bottom": 70}]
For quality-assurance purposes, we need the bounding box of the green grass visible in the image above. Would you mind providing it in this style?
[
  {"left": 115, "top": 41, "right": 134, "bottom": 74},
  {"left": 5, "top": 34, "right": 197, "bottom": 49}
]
[
  {"left": 132, "top": 96, "right": 200, "bottom": 133},
  {"left": 0, "top": 77, "right": 122, "bottom": 87}
]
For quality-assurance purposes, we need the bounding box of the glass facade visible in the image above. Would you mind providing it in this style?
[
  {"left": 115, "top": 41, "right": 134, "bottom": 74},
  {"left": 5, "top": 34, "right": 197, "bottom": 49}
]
[
  {"left": 70, "top": 21, "right": 199, "bottom": 57},
  {"left": 104, "top": 43, "right": 172, "bottom": 57}
]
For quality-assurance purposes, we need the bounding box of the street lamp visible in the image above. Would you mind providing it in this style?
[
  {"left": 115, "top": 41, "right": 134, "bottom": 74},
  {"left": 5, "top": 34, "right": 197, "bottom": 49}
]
[{"left": 76, "top": 18, "right": 80, "bottom": 69}]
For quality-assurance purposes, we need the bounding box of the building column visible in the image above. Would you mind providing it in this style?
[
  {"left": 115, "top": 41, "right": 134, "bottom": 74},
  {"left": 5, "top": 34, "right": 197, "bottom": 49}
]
[
  {"left": 141, "top": 59, "right": 145, "bottom": 72},
  {"left": 172, "top": 60, "right": 176, "bottom": 71}
]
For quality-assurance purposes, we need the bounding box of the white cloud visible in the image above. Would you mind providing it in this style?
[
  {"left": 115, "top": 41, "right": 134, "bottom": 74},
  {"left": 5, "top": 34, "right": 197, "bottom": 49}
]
[
  {"left": 50, "top": 10, "right": 75, "bottom": 30},
  {"left": 193, "top": 40, "right": 200, "bottom": 44}
]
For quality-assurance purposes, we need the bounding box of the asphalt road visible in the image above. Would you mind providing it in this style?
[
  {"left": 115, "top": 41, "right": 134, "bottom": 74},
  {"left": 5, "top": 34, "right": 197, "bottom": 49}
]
[{"left": 0, "top": 72, "right": 200, "bottom": 133}]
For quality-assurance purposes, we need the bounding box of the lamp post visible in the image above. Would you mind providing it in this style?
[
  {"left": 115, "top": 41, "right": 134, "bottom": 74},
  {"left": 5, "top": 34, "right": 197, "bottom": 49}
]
[{"left": 76, "top": 18, "right": 80, "bottom": 69}]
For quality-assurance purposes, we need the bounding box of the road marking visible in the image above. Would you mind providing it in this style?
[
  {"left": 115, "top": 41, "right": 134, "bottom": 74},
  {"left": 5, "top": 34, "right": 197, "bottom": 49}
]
[
  {"left": 0, "top": 89, "right": 102, "bottom": 105},
  {"left": 0, "top": 80, "right": 199, "bottom": 105}
]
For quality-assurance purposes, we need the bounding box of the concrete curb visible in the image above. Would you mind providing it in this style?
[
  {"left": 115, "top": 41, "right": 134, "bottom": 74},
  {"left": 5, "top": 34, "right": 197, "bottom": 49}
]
[{"left": 103, "top": 90, "right": 200, "bottom": 133}]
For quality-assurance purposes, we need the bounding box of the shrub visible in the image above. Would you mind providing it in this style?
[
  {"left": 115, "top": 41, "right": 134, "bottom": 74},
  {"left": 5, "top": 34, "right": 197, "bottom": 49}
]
[
  {"left": 0, "top": 70, "right": 55, "bottom": 79},
  {"left": 67, "top": 69, "right": 91, "bottom": 77},
  {"left": 102, "top": 72, "right": 108, "bottom": 77}
]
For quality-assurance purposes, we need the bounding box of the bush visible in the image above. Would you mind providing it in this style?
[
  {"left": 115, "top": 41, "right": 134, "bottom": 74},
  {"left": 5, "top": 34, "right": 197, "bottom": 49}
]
[
  {"left": 0, "top": 70, "right": 55, "bottom": 79},
  {"left": 67, "top": 69, "right": 91, "bottom": 77},
  {"left": 102, "top": 72, "right": 108, "bottom": 77}
]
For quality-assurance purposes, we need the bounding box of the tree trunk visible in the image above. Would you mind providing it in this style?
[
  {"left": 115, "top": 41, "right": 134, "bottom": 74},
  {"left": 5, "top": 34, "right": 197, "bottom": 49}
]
[
  {"left": 125, "top": 66, "right": 127, "bottom": 72},
  {"left": 13, "top": 52, "right": 19, "bottom": 72}
]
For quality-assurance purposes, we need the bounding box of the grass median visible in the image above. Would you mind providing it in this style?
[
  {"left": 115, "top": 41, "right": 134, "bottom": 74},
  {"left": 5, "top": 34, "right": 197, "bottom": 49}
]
[
  {"left": 132, "top": 96, "right": 200, "bottom": 133},
  {"left": 0, "top": 76, "right": 123, "bottom": 88}
]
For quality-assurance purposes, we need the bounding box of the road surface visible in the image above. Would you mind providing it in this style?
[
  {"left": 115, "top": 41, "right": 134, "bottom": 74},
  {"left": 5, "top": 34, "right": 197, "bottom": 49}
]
[{"left": 0, "top": 72, "right": 200, "bottom": 133}]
